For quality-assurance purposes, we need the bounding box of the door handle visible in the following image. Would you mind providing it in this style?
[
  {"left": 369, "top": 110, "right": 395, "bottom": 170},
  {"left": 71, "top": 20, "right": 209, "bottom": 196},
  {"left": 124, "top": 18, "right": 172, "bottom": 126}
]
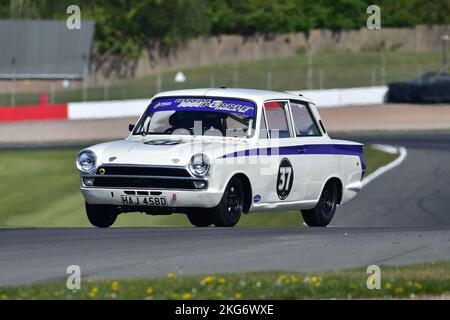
[{"left": 297, "top": 147, "right": 307, "bottom": 154}]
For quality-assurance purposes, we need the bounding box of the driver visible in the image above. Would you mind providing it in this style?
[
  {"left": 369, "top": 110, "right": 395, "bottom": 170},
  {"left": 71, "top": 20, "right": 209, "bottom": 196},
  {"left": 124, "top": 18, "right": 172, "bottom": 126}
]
[{"left": 166, "top": 112, "right": 195, "bottom": 134}]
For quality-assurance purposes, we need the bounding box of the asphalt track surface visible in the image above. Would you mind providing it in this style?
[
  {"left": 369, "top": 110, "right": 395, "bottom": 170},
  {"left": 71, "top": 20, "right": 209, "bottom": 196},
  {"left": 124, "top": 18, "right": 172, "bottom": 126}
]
[{"left": 1, "top": 131, "right": 450, "bottom": 286}]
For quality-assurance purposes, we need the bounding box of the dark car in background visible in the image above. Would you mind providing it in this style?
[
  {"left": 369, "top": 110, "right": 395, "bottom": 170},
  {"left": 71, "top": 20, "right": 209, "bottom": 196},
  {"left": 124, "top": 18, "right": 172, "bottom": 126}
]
[{"left": 387, "top": 72, "right": 450, "bottom": 103}]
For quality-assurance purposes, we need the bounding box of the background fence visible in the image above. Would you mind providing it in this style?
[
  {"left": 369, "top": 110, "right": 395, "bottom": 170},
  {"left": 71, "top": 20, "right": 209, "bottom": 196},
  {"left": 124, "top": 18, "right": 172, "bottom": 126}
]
[{"left": 0, "top": 49, "right": 444, "bottom": 107}]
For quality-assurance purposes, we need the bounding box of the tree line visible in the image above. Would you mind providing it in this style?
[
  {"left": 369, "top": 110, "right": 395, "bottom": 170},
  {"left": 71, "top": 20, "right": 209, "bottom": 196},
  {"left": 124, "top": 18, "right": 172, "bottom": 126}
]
[{"left": 1, "top": 0, "right": 449, "bottom": 60}]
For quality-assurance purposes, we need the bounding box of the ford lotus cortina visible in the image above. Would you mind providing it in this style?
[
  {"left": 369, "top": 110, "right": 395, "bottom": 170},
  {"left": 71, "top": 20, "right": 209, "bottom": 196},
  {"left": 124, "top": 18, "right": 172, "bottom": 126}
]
[{"left": 76, "top": 88, "right": 365, "bottom": 228}]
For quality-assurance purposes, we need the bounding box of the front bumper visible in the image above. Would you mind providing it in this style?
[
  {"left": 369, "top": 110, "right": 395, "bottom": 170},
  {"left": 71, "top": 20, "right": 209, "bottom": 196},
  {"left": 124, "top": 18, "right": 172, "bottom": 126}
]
[
  {"left": 79, "top": 164, "right": 225, "bottom": 209},
  {"left": 81, "top": 187, "right": 223, "bottom": 208}
]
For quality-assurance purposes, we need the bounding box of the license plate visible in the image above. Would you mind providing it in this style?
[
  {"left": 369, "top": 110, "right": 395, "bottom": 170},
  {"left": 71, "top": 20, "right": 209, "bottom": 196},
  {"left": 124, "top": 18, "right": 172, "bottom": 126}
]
[{"left": 120, "top": 196, "right": 167, "bottom": 206}]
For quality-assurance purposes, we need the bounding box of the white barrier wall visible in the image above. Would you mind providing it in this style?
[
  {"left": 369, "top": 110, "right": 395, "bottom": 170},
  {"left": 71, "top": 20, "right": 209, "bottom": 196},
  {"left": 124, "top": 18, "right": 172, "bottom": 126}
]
[
  {"left": 67, "top": 86, "right": 388, "bottom": 120},
  {"left": 68, "top": 99, "right": 149, "bottom": 120},
  {"left": 289, "top": 86, "right": 388, "bottom": 108}
]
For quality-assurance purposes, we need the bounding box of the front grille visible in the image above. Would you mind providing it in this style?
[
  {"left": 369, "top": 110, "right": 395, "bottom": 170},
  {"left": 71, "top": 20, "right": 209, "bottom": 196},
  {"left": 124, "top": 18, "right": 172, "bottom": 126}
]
[
  {"left": 92, "top": 177, "right": 200, "bottom": 189},
  {"left": 96, "top": 166, "right": 190, "bottom": 177}
]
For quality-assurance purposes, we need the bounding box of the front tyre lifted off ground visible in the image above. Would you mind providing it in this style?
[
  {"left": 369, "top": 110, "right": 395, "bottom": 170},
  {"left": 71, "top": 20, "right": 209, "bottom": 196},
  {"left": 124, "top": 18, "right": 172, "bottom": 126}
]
[{"left": 85, "top": 202, "right": 118, "bottom": 228}]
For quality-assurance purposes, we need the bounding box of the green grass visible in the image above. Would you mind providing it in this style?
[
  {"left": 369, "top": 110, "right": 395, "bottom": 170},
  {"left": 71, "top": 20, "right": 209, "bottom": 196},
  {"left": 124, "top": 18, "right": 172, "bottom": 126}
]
[
  {"left": 0, "top": 50, "right": 443, "bottom": 106},
  {"left": 0, "top": 146, "right": 397, "bottom": 227},
  {"left": 363, "top": 146, "right": 398, "bottom": 176},
  {"left": 1, "top": 261, "right": 449, "bottom": 300}
]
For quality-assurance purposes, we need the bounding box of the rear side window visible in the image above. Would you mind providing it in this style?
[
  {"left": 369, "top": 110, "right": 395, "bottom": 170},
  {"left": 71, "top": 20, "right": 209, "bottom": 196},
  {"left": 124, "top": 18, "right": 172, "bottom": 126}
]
[
  {"left": 264, "top": 101, "right": 291, "bottom": 138},
  {"left": 290, "top": 101, "right": 321, "bottom": 137}
]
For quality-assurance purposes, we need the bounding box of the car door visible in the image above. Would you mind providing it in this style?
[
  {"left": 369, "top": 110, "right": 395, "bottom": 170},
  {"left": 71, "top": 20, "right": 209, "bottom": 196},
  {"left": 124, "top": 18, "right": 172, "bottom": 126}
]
[
  {"left": 257, "top": 100, "right": 308, "bottom": 203},
  {"left": 289, "top": 100, "right": 326, "bottom": 201}
]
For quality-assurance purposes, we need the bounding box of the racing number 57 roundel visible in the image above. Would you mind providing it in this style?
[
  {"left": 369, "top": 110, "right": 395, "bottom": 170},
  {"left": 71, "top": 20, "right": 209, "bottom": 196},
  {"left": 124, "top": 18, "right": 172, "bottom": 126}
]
[{"left": 277, "top": 158, "right": 294, "bottom": 200}]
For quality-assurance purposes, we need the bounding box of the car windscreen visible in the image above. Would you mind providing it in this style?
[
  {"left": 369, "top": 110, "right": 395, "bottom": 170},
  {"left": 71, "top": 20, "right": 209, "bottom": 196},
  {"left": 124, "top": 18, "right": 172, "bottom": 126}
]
[{"left": 133, "top": 97, "right": 256, "bottom": 137}]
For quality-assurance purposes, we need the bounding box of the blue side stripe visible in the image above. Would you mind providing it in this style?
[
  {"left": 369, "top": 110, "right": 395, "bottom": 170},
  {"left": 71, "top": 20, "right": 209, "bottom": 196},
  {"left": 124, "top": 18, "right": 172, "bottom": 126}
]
[{"left": 221, "top": 144, "right": 366, "bottom": 172}]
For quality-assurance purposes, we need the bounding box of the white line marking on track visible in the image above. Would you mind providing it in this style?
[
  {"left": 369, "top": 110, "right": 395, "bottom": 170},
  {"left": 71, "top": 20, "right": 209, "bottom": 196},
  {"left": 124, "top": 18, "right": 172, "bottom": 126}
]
[{"left": 362, "top": 144, "right": 408, "bottom": 187}]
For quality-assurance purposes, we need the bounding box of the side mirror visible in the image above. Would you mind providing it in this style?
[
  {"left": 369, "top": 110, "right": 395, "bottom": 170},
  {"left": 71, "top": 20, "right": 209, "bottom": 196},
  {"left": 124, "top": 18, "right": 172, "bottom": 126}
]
[{"left": 128, "top": 124, "right": 135, "bottom": 132}]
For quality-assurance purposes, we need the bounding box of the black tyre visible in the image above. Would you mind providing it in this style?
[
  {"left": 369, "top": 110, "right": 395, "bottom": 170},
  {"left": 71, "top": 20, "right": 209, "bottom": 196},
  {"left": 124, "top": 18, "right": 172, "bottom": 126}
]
[
  {"left": 301, "top": 182, "right": 338, "bottom": 227},
  {"left": 85, "top": 202, "right": 118, "bottom": 228},
  {"left": 212, "top": 177, "right": 244, "bottom": 227},
  {"left": 186, "top": 212, "right": 213, "bottom": 227}
]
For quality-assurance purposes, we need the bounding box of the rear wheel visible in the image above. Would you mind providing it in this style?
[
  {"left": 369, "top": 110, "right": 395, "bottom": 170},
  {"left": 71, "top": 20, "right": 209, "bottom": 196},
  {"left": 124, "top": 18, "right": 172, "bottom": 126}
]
[
  {"left": 301, "top": 182, "right": 338, "bottom": 227},
  {"left": 212, "top": 177, "right": 244, "bottom": 227},
  {"left": 85, "top": 202, "right": 118, "bottom": 228},
  {"left": 186, "top": 212, "right": 213, "bottom": 227}
]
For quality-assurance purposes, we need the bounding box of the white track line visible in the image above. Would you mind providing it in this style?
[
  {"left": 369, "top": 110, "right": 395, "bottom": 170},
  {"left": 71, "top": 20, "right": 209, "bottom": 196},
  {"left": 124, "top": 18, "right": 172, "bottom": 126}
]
[{"left": 362, "top": 144, "right": 408, "bottom": 187}]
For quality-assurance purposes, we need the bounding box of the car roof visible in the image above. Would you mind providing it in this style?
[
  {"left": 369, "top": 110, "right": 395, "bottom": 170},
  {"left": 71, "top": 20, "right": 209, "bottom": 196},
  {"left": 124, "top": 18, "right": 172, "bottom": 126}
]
[{"left": 153, "top": 88, "right": 314, "bottom": 105}]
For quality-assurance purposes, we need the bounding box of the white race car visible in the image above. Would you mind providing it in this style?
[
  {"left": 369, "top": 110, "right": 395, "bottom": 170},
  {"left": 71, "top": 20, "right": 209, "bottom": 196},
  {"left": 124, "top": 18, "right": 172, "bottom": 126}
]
[{"left": 77, "top": 88, "right": 365, "bottom": 228}]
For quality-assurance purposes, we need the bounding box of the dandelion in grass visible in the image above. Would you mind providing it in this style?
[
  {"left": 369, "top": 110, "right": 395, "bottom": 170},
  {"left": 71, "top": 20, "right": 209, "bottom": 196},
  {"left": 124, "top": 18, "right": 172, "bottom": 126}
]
[
  {"left": 111, "top": 281, "right": 120, "bottom": 291},
  {"left": 146, "top": 287, "right": 154, "bottom": 295},
  {"left": 182, "top": 293, "right": 192, "bottom": 300},
  {"left": 276, "top": 275, "right": 287, "bottom": 286},
  {"left": 88, "top": 287, "right": 99, "bottom": 298},
  {"left": 201, "top": 276, "right": 214, "bottom": 285},
  {"left": 290, "top": 275, "right": 299, "bottom": 284}
]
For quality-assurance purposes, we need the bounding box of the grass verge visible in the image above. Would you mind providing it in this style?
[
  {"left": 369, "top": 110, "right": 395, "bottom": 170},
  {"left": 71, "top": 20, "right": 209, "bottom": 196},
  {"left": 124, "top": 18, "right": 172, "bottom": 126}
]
[
  {"left": 1, "top": 261, "right": 449, "bottom": 300},
  {"left": 0, "top": 146, "right": 397, "bottom": 227}
]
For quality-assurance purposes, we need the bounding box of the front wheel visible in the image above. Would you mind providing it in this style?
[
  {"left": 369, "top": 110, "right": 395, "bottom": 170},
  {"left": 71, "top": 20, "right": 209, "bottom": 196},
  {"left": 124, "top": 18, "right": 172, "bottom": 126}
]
[
  {"left": 212, "top": 177, "right": 244, "bottom": 227},
  {"left": 85, "top": 202, "right": 118, "bottom": 228},
  {"left": 186, "top": 212, "right": 213, "bottom": 227},
  {"left": 301, "top": 182, "right": 338, "bottom": 227}
]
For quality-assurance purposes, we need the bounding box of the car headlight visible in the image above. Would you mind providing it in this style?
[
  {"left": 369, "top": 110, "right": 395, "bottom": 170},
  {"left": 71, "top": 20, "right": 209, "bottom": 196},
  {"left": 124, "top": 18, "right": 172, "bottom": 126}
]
[
  {"left": 76, "top": 150, "right": 97, "bottom": 173},
  {"left": 188, "top": 153, "right": 210, "bottom": 177}
]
